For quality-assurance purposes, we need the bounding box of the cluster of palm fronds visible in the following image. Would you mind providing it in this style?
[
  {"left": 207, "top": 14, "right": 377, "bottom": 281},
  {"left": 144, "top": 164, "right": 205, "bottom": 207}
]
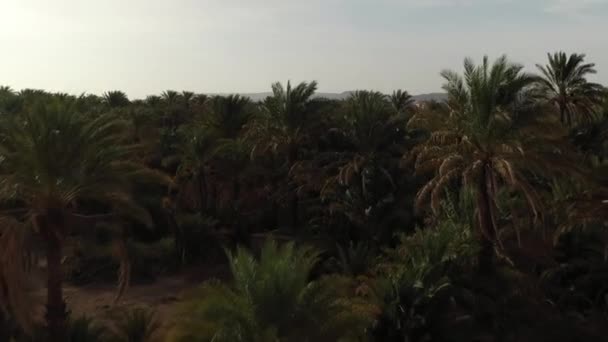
[{"left": 0, "top": 50, "right": 607, "bottom": 341}]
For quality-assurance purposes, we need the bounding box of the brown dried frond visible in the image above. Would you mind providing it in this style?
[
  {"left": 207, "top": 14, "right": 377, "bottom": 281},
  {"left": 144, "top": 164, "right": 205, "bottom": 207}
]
[
  {"left": 430, "top": 168, "right": 462, "bottom": 213},
  {"left": 428, "top": 130, "right": 461, "bottom": 145},
  {"left": 438, "top": 155, "right": 464, "bottom": 177},
  {"left": 463, "top": 160, "right": 483, "bottom": 187},
  {"left": 415, "top": 179, "right": 438, "bottom": 212},
  {"left": 415, "top": 157, "right": 447, "bottom": 174},
  {"left": 415, "top": 143, "right": 461, "bottom": 164}
]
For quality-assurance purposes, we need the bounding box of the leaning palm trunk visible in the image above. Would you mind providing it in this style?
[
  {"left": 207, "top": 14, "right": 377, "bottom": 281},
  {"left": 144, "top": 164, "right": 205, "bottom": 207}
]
[{"left": 476, "top": 165, "right": 497, "bottom": 274}]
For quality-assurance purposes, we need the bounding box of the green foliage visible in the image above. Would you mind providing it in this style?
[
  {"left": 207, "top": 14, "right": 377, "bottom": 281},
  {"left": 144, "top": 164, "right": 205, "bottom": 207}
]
[
  {"left": 541, "top": 225, "right": 608, "bottom": 316},
  {"left": 68, "top": 316, "right": 109, "bottom": 342},
  {"left": 1, "top": 51, "right": 607, "bottom": 341},
  {"left": 389, "top": 89, "right": 415, "bottom": 116},
  {"left": 112, "top": 308, "right": 160, "bottom": 342},
  {"left": 370, "top": 193, "right": 478, "bottom": 341},
  {"left": 247, "top": 80, "right": 318, "bottom": 158},
  {"left": 411, "top": 55, "right": 582, "bottom": 273},
  {"left": 102, "top": 91, "right": 130, "bottom": 108},
  {"left": 174, "top": 213, "right": 221, "bottom": 263},
  {"left": 336, "top": 241, "right": 376, "bottom": 277},
  {"left": 536, "top": 52, "right": 605, "bottom": 126},
  {"left": 169, "top": 239, "right": 375, "bottom": 342}
]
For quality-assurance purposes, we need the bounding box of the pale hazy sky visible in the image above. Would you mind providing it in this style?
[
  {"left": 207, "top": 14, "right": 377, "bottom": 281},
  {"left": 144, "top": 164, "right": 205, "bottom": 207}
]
[{"left": 1, "top": 0, "right": 607, "bottom": 98}]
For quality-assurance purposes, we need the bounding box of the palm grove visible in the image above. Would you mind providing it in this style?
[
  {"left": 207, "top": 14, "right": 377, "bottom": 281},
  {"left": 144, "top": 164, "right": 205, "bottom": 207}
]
[{"left": 0, "top": 52, "right": 607, "bottom": 341}]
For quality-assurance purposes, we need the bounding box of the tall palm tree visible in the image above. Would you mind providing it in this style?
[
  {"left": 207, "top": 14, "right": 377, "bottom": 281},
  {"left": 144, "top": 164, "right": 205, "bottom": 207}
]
[
  {"left": 161, "top": 90, "right": 181, "bottom": 107},
  {"left": 168, "top": 240, "right": 374, "bottom": 342},
  {"left": 0, "top": 100, "right": 164, "bottom": 341},
  {"left": 0, "top": 86, "right": 23, "bottom": 115},
  {"left": 205, "top": 95, "right": 253, "bottom": 139},
  {"left": 102, "top": 90, "right": 131, "bottom": 108},
  {"left": 247, "top": 81, "right": 318, "bottom": 229},
  {"left": 389, "top": 89, "right": 415, "bottom": 115},
  {"left": 305, "top": 91, "right": 409, "bottom": 241},
  {"left": 181, "top": 91, "right": 195, "bottom": 108},
  {"left": 536, "top": 52, "right": 605, "bottom": 126},
  {"left": 145, "top": 95, "right": 162, "bottom": 107},
  {"left": 0, "top": 85, "right": 14, "bottom": 97},
  {"left": 179, "top": 95, "right": 254, "bottom": 214},
  {"left": 410, "top": 55, "right": 574, "bottom": 273},
  {"left": 250, "top": 81, "right": 318, "bottom": 159},
  {"left": 206, "top": 94, "right": 254, "bottom": 201}
]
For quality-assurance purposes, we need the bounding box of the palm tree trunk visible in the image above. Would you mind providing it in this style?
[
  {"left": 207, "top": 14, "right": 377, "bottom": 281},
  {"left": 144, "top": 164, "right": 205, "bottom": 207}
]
[
  {"left": 166, "top": 208, "right": 184, "bottom": 263},
  {"left": 476, "top": 167, "right": 496, "bottom": 275},
  {"left": 233, "top": 177, "right": 240, "bottom": 204},
  {"left": 45, "top": 228, "right": 67, "bottom": 342},
  {"left": 288, "top": 145, "right": 299, "bottom": 230},
  {"left": 198, "top": 170, "right": 208, "bottom": 214},
  {"left": 209, "top": 182, "right": 217, "bottom": 216}
]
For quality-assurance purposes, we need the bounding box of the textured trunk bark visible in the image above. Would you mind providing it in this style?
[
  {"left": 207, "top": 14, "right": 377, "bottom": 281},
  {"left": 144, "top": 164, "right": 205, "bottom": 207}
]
[
  {"left": 198, "top": 170, "right": 208, "bottom": 214},
  {"left": 476, "top": 166, "right": 496, "bottom": 275},
  {"left": 288, "top": 145, "right": 299, "bottom": 230},
  {"left": 167, "top": 208, "right": 184, "bottom": 263},
  {"left": 45, "top": 228, "right": 67, "bottom": 342}
]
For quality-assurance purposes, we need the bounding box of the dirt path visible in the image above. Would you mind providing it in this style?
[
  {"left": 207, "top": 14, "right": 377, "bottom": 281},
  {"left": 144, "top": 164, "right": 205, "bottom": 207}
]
[
  {"left": 30, "top": 265, "right": 228, "bottom": 339},
  {"left": 66, "top": 275, "right": 187, "bottom": 320}
]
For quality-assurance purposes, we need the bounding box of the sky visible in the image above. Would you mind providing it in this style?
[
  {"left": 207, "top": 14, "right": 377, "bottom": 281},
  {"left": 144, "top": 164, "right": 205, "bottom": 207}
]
[{"left": 1, "top": 0, "right": 607, "bottom": 99}]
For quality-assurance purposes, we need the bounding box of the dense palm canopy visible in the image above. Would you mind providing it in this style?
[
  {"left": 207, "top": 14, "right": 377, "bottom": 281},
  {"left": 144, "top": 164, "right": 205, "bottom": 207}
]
[
  {"left": 102, "top": 91, "right": 131, "bottom": 108},
  {"left": 245, "top": 81, "right": 319, "bottom": 229},
  {"left": 169, "top": 240, "right": 373, "bottom": 342},
  {"left": 1, "top": 50, "right": 608, "bottom": 342},
  {"left": 389, "top": 89, "right": 415, "bottom": 116},
  {"left": 0, "top": 99, "right": 164, "bottom": 340},
  {"left": 248, "top": 81, "right": 318, "bottom": 158},
  {"left": 301, "top": 91, "right": 412, "bottom": 241},
  {"left": 536, "top": 52, "right": 605, "bottom": 126},
  {"left": 410, "top": 55, "right": 576, "bottom": 272}
]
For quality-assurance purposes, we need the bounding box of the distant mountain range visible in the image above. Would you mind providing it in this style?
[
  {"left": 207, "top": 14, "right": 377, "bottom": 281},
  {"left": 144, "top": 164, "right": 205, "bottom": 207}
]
[{"left": 217, "top": 91, "right": 447, "bottom": 102}]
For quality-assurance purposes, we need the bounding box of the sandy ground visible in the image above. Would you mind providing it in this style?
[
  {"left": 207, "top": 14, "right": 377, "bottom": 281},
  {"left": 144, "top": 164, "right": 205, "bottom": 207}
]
[{"left": 30, "top": 265, "right": 228, "bottom": 340}]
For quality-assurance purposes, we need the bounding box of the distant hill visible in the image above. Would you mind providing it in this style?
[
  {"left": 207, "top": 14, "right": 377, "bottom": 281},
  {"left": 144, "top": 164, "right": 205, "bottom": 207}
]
[{"left": 219, "top": 91, "right": 447, "bottom": 102}]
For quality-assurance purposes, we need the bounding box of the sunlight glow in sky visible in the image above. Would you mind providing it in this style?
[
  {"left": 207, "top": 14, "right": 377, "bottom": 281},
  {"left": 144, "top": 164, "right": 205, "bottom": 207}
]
[{"left": 1, "top": 0, "right": 607, "bottom": 98}]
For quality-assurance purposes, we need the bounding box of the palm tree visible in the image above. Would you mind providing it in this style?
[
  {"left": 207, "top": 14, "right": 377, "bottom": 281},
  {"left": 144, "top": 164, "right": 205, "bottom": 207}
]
[
  {"left": 0, "top": 85, "right": 14, "bottom": 97},
  {"left": 179, "top": 95, "right": 253, "bottom": 215},
  {"left": 206, "top": 95, "right": 253, "bottom": 139},
  {"left": 112, "top": 308, "right": 160, "bottom": 342},
  {"left": 410, "top": 55, "right": 574, "bottom": 273},
  {"left": 168, "top": 240, "right": 374, "bottom": 342},
  {"left": 389, "top": 89, "right": 415, "bottom": 115},
  {"left": 181, "top": 91, "right": 195, "bottom": 108},
  {"left": 161, "top": 90, "right": 181, "bottom": 107},
  {"left": 145, "top": 95, "right": 162, "bottom": 107},
  {"left": 206, "top": 95, "right": 254, "bottom": 202},
  {"left": 250, "top": 81, "right": 318, "bottom": 158},
  {"left": 305, "top": 91, "right": 410, "bottom": 241},
  {"left": 536, "top": 52, "right": 605, "bottom": 126},
  {"left": 247, "top": 81, "right": 318, "bottom": 229},
  {"left": 0, "top": 86, "right": 23, "bottom": 115},
  {"left": 102, "top": 90, "right": 131, "bottom": 108},
  {"left": 0, "top": 100, "right": 164, "bottom": 340}
]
